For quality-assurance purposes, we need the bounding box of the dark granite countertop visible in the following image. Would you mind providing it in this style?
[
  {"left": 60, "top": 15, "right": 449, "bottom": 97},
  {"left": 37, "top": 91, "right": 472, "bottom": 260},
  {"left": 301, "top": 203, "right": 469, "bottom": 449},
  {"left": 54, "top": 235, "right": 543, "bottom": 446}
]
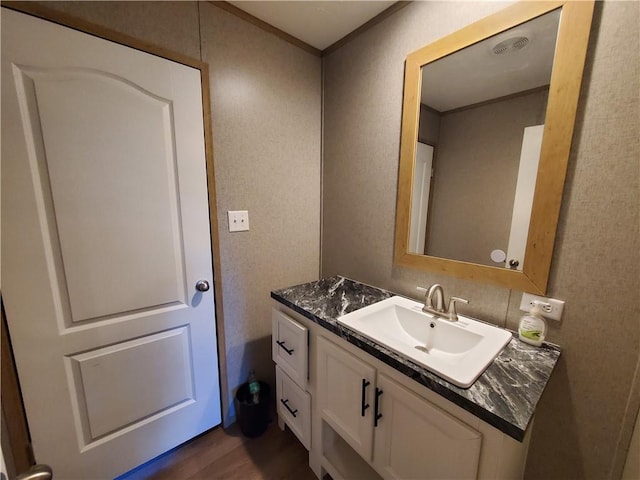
[{"left": 271, "top": 275, "right": 561, "bottom": 442}]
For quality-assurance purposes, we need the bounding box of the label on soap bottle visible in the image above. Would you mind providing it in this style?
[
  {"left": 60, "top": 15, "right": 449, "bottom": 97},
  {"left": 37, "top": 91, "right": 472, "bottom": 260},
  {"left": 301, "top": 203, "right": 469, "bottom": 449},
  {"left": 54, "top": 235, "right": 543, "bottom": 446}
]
[{"left": 519, "top": 314, "right": 546, "bottom": 346}]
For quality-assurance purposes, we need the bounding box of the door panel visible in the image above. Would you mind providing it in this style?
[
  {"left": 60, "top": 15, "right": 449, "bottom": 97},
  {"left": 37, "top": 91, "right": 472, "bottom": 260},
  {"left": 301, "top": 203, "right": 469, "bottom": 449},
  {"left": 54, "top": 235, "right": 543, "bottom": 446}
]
[
  {"left": 15, "top": 66, "right": 187, "bottom": 322},
  {"left": 1, "top": 8, "right": 221, "bottom": 478},
  {"left": 69, "top": 326, "right": 194, "bottom": 442}
]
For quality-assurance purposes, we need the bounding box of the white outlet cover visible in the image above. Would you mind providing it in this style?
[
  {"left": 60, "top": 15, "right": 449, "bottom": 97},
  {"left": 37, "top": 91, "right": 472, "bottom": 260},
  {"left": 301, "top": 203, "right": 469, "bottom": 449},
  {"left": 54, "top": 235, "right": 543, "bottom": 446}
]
[
  {"left": 228, "top": 210, "right": 249, "bottom": 232},
  {"left": 520, "top": 292, "right": 564, "bottom": 321}
]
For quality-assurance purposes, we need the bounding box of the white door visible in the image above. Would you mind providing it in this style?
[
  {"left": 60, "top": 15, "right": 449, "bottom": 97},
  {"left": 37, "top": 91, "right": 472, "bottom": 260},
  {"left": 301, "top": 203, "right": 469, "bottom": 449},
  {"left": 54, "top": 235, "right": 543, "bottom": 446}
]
[
  {"left": 505, "top": 125, "right": 544, "bottom": 270},
  {"left": 409, "top": 142, "right": 434, "bottom": 254},
  {"left": 373, "top": 373, "right": 482, "bottom": 479},
  {"left": 1, "top": 9, "right": 221, "bottom": 479}
]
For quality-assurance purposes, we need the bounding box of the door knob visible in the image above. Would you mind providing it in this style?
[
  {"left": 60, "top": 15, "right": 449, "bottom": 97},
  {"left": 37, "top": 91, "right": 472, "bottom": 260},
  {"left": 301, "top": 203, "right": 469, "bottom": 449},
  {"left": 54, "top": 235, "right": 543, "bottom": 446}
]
[
  {"left": 15, "top": 464, "right": 53, "bottom": 480},
  {"left": 195, "top": 280, "right": 210, "bottom": 292}
]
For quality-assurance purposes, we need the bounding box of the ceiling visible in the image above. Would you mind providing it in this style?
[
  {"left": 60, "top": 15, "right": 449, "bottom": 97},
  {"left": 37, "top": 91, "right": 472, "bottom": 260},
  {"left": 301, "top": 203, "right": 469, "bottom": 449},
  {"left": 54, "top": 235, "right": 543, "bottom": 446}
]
[
  {"left": 225, "top": 2, "right": 559, "bottom": 109},
  {"left": 228, "top": 1, "right": 396, "bottom": 51},
  {"left": 421, "top": 8, "right": 561, "bottom": 112}
]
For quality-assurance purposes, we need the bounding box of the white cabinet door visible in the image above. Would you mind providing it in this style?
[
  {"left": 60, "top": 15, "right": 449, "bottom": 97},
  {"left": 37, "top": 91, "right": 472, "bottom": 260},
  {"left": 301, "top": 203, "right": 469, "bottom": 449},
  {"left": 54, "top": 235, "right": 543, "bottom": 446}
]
[
  {"left": 317, "top": 337, "right": 376, "bottom": 461},
  {"left": 1, "top": 9, "right": 220, "bottom": 479},
  {"left": 373, "top": 373, "right": 482, "bottom": 480}
]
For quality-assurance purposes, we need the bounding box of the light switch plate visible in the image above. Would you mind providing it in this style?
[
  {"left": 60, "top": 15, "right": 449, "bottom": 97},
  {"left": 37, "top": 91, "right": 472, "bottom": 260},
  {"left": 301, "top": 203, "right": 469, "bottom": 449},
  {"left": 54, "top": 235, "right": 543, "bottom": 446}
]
[
  {"left": 228, "top": 210, "right": 249, "bottom": 232},
  {"left": 520, "top": 293, "right": 564, "bottom": 321}
]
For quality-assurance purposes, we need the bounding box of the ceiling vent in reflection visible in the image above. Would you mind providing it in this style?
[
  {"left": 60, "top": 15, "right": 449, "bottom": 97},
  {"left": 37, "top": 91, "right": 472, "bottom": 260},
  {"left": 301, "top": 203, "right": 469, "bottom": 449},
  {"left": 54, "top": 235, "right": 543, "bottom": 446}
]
[{"left": 492, "top": 36, "right": 530, "bottom": 55}]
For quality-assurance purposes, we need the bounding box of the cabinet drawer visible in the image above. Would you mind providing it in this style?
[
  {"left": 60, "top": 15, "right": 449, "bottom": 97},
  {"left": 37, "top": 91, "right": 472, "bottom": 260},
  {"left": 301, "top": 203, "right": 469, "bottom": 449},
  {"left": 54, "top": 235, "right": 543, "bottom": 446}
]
[
  {"left": 276, "top": 365, "right": 311, "bottom": 450},
  {"left": 272, "top": 308, "right": 308, "bottom": 390}
]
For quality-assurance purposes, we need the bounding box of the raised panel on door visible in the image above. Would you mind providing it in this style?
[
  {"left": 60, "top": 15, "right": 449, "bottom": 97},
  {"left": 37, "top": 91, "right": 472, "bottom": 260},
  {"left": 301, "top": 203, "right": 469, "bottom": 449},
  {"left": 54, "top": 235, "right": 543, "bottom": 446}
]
[
  {"left": 13, "top": 65, "right": 187, "bottom": 325},
  {"left": 373, "top": 373, "right": 482, "bottom": 480},
  {"left": 68, "top": 327, "right": 195, "bottom": 443},
  {"left": 1, "top": 9, "right": 220, "bottom": 479},
  {"left": 20, "top": 66, "right": 186, "bottom": 323},
  {"left": 317, "top": 336, "right": 375, "bottom": 462}
]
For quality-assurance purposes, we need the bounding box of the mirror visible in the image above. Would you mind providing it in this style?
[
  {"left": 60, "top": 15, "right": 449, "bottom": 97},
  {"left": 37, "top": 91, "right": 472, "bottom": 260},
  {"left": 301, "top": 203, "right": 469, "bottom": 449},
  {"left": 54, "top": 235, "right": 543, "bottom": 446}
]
[
  {"left": 394, "top": 1, "right": 594, "bottom": 294},
  {"left": 411, "top": 10, "right": 560, "bottom": 268}
]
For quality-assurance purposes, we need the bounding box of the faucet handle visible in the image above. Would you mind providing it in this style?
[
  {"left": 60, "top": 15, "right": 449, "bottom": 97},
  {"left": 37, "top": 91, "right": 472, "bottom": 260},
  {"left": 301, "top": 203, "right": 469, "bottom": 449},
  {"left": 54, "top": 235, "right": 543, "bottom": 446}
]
[{"left": 448, "top": 296, "right": 469, "bottom": 321}]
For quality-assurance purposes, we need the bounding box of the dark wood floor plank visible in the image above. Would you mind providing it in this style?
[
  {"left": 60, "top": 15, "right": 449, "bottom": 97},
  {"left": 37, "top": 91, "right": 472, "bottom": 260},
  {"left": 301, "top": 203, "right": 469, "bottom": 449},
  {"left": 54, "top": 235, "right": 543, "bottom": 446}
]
[
  {"left": 121, "top": 422, "right": 316, "bottom": 480},
  {"left": 154, "top": 427, "right": 246, "bottom": 480},
  {"left": 282, "top": 457, "right": 319, "bottom": 480},
  {"left": 188, "top": 424, "right": 290, "bottom": 479}
]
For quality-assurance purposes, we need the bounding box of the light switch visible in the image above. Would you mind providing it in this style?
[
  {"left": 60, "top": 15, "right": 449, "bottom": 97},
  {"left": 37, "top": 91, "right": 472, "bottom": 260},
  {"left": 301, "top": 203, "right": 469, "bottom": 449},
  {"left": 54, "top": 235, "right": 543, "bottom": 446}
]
[{"left": 228, "top": 210, "right": 249, "bottom": 232}]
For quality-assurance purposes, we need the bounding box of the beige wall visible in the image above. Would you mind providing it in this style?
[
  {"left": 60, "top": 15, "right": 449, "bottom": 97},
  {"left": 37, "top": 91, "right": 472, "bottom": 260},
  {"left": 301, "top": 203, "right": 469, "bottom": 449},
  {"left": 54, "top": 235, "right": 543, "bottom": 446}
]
[
  {"left": 13, "top": 2, "right": 640, "bottom": 478},
  {"left": 323, "top": 1, "right": 639, "bottom": 479},
  {"left": 418, "top": 104, "right": 440, "bottom": 145},
  {"left": 427, "top": 89, "right": 548, "bottom": 266},
  {"left": 37, "top": 1, "right": 321, "bottom": 424},
  {"left": 199, "top": 3, "right": 321, "bottom": 422}
]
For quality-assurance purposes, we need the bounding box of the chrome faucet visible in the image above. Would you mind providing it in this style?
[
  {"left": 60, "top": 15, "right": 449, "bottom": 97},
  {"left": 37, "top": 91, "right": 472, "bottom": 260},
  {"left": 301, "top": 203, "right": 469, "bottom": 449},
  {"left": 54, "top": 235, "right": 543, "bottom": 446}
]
[
  {"left": 417, "top": 284, "right": 469, "bottom": 322},
  {"left": 425, "top": 284, "right": 445, "bottom": 313}
]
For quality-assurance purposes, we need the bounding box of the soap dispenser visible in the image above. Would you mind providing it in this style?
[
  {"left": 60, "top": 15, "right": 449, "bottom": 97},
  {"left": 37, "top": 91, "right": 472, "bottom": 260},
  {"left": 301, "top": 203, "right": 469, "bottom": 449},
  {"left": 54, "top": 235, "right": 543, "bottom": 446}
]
[{"left": 518, "top": 303, "right": 547, "bottom": 347}]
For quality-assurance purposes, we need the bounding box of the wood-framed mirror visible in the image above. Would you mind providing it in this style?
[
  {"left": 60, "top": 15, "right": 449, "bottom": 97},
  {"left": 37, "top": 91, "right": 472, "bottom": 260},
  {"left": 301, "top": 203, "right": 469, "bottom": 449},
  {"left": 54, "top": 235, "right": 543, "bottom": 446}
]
[{"left": 394, "top": 1, "right": 594, "bottom": 294}]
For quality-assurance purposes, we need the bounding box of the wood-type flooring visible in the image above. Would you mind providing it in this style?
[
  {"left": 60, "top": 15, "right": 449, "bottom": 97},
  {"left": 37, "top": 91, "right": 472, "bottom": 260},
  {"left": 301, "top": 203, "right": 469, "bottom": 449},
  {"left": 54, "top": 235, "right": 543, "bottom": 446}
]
[{"left": 119, "top": 422, "right": 317, "bottom": 480}]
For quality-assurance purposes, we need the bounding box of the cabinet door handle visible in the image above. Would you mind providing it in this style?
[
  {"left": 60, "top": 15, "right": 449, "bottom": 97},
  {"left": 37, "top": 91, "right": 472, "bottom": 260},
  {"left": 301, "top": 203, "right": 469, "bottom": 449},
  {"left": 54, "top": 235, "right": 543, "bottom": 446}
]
[
  {"left": 280, "top": 398, "right": 298, "bottom": 417},
  {"left": 361, "top": 379, "right": 371, "bottom": 416},
  {"left": 374, "top": 388, "right": 383, "bottom": 427},
  {"left": 276, "top": 340, "right": 294, "bottom": 355}
]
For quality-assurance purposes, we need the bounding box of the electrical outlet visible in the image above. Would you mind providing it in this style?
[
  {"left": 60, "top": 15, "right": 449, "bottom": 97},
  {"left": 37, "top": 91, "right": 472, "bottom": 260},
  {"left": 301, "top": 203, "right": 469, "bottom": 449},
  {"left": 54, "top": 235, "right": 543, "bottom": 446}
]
[
  {"left": 520, "top": 293, "right": 564, "bottom": 321},
  {"left": 228, "top": 210, "right": 249, "bottom": 232}
]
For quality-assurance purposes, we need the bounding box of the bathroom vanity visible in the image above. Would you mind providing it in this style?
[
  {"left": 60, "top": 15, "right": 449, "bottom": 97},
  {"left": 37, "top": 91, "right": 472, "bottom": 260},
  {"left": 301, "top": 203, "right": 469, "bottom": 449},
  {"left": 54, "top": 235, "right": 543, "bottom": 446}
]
[{"left": 271, "top": 276, "right": 560, "bottom": 480}]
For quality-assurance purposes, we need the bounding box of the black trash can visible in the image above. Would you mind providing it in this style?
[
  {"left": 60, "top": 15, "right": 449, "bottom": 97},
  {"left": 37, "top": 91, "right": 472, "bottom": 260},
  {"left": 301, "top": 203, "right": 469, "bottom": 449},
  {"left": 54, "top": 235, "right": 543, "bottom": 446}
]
[{"left": 235, "top": 381, "right": 270, "bottom": 438}]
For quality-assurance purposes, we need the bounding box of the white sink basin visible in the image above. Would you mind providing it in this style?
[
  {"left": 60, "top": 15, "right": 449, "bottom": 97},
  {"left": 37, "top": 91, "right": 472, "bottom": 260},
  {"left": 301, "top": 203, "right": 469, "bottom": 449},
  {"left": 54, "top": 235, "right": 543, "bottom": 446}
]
[{"left": 337, "top": 296, "right": 512, "bottom": 388}]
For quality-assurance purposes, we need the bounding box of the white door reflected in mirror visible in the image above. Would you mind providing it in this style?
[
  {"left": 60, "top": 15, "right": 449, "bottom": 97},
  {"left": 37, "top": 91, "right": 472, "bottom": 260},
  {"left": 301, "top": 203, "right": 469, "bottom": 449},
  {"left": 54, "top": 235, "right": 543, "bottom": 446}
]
[
  {"left": 505, "top": 125, "right": 544, "bottom": 271},
  {"left": 409, "top": 142, "right": 434, "bottom": 254}
]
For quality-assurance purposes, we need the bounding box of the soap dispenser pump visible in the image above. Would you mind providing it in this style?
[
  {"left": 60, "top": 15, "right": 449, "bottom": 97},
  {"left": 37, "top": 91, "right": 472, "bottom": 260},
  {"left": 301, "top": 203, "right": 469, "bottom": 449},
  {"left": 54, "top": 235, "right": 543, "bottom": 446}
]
[{"left": 518, "top": 303, "right": 547, "bottom": 347}]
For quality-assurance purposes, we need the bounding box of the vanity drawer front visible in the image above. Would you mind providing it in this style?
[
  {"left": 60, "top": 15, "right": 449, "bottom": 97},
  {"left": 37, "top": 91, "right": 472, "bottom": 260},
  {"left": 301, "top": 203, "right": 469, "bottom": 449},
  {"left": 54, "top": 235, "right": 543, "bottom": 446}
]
[
  {"left": 276, "top": 365, "right": 311, "bottom": 450},
  {"left": 272, "top": 308, "right": 308, "bottom": 390}
]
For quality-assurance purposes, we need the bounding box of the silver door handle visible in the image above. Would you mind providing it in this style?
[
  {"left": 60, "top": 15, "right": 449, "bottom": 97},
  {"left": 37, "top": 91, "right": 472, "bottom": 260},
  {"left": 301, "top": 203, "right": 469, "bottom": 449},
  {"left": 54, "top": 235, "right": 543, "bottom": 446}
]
[
  {"left": 195, "top": 280, "right": 210, "bottom": 292},
  {"left": 15, "top": 464, "right": 53, "bottom": 480}
]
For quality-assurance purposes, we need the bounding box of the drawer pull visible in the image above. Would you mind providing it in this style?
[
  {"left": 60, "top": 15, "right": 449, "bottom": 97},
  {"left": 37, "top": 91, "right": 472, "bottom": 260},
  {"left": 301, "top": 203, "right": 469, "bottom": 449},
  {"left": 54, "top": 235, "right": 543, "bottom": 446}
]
[
  {"left": 374, "top": 388, "right": 384, "bottom": 427},
  {"left": 361, "top": 379, "right": 370, "bottom": 416},
  {"left": 280, "top": 398, "right": 298, "bottom": 417},
  {"left": 276, "top": 340, "right": 295, "bottom": 355}
]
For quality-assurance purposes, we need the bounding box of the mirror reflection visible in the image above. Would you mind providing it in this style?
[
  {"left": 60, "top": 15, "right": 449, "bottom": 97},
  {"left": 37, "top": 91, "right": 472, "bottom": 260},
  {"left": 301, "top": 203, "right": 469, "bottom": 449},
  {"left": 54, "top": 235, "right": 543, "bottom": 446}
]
[{"left": 408, "top": 9, "right": 561, "bottom": 270}]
